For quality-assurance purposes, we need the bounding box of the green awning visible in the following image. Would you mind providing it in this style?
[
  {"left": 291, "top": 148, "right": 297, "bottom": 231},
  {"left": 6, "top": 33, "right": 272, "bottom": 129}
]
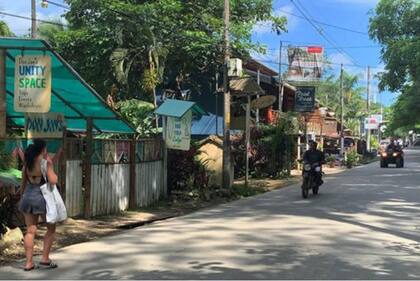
[{"left": 1, "top": 38, "right": 135, "bottom": 134}]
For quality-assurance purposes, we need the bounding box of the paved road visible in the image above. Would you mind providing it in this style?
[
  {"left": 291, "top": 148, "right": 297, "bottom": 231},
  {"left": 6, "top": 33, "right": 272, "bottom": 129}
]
[{"left": 2, "top": 149, "right": 420, "bottom": 279}]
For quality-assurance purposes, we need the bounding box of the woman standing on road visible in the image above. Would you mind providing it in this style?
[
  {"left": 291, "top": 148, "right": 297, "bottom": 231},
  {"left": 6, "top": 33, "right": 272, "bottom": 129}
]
[{"left": 18, "top": 139, "right": 59, "bottom": 271}]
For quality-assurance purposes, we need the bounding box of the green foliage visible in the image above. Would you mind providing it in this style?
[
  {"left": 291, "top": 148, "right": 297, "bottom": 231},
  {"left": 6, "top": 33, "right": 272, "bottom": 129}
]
[
  {"left": 317, "top": 71, "right": 381, "bottom": 136},
  {"left": 52, "top": 0, "right": 286, "bottom": 101},
  {"left": 345, "top": 151, "right": 360, "bottom": 169},
  {"left": 0, "top": 142, "right": 15, "bottom": 171},
  {"left": 115, "top": 99, "right": 157, "bottom": 138},
  {"left": 0, "top": 20, "right": 13, "bottom": 37},
  {"left": 233, "top": 113, "right": 297, "bottom": 179},
  {"left": 36, "top": 19, "right": 66, "bottom": 45},
  {"left": 370, "top": 135, "right": 379, "bottom": 150},
  {"left": 369, "top": 0, "right": 420, "bottom": 133},
  {"left": 326, "top": 154, "right": 336, "bottom": 167},
  {"left": 167, "top": 142, "right": 209, "bottom": 191},
  {"left": 369, "top": 0, "right": 419, "bottom": 92},
  {"left": 385, "top": 82, "right": 420, "bottom": 134}
]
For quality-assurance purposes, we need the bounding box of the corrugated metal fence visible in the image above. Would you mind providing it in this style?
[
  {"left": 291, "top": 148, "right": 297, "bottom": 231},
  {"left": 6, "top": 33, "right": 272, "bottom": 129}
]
[{"left": 64, "top": 138, "right": 165, "bottom": 218}]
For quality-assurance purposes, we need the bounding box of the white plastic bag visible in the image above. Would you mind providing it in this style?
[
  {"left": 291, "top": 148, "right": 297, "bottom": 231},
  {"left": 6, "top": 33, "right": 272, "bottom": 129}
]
[{"left": 39, "top": 159, "right": 67, "bottom": 223}]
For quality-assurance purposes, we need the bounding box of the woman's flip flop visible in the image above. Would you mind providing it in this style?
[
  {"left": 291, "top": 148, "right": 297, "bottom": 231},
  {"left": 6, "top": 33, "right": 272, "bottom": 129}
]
[
  {"left": 39, "top": 260, "right": 58, "bottom": 269},
  {"left": 23, "top": 264, "right": 39, "bottom": 271}
]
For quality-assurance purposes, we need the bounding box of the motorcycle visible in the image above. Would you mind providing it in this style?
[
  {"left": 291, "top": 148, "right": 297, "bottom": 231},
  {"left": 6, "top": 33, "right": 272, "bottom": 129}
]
[{"left": 301, "top": 162, "right": 323, "bottom": 198}]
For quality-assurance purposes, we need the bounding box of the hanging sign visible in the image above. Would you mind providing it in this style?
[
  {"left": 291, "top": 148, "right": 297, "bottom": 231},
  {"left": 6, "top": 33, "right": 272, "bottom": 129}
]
[
  {"left": 15, "top": 55, "right": 52, "bottom": 113},
  {"left": 166, "top": 110, "right": 192, "bottom": 151},
  {"left": 294, "top": 86, "right": 315, "bottom": 112},
  {"left": 25, "top": 112, "right": 65, "bottom": 138}
]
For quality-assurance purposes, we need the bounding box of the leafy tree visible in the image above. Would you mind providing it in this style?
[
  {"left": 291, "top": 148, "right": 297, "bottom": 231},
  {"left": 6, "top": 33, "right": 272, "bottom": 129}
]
[
  {"left": 37, "top": 19, "right": 66, "bottom": 45},
  {"left": 369, "top": 0, "right": 420, "bottom": 132},
  {"left": 316, "top": 71, "right": 379, "bottom": 136},
  {"left": 53, "top": 0, "right": 286, "bottom": 105},
  {"left": 369, "top": 0, "right": 419, "bottom": 92},
  {"left": 115, "top": 99, "right": 158, "bottom": 138},
  {"left": 0, "top": 20, "right": 13, "bottom": 37}
]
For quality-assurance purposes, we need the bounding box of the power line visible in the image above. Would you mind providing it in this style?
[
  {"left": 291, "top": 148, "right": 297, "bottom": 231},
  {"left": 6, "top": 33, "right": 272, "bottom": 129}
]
[
  {"left": 290, "top": 0, "right": 362, "bottom": 67},
  {"left": 266, "top": 45, "right": 381, "bottom": 51},
  {"left": 0, "top": 11, "right": 68, "bottom": 28},
  {"left": 253, "top": 58, "right": 382, "bottom": 70},
  {"left": 44, "top": 0, "right": 70, "bottom": 10},
  {"left": 278, "top": 9, "right": 368, "bottom": 35}
]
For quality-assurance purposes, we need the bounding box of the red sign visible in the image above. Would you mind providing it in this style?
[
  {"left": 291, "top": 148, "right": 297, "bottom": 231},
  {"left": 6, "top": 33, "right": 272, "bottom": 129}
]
[{"left": 307, "top": 46, "right": 323, "bottom": 54}]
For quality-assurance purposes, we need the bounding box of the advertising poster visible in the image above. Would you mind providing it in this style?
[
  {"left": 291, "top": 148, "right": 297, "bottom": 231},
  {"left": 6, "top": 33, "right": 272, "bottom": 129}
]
[{"left": 287, "top": 46, "right": 324, "bottom": 81}]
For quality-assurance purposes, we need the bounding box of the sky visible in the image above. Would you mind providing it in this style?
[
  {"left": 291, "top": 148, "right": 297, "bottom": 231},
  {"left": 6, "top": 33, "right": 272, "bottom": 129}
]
[
  {"left": 251, "top": 0, "right": 396, "bottom": 107},
  {"left": 0, "top": 0, "right": 397, "bottom": 107}
]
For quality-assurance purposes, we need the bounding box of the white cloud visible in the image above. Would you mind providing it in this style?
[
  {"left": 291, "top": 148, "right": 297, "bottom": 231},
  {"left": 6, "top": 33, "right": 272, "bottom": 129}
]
[
  {"left": 326, "top": 52, "right": 364, "bottom": 77},
  {"left": 253, "top": 4, "right": 300, "bottom": 35}
]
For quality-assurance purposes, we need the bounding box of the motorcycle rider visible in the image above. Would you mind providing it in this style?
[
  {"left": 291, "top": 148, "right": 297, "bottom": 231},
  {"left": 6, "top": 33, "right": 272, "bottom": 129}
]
[
  {"left": 303, "top": 140, "right": 326, "bottom": 186},
  {"left": 387, "top": 138, "right": 401, "bottom": 151}
]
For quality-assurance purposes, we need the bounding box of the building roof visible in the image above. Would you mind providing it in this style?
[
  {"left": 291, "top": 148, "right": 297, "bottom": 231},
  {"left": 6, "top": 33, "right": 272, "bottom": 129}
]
[
  {"left": 198, "top": 135, "right": 223, "bottom": 147},
  {"left": 155, "top": 99, "right": 207, "bottom": 118},
  {"left": 228, "top": 77, "right": 265, "bottom": 96},
  {"left": 244, "top": 58, "right": 278, "bottom": 76},
  {"left": 191, "top": 114, "right": 223, "bottom": 136},
  {"left": 1, "top": 38, "right": 135, "bottom": 134}
]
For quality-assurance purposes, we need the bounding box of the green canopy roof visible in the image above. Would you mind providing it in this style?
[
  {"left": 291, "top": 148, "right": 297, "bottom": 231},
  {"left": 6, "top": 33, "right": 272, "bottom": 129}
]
[
  {"left": 1, "top": 38, "right": 135, "bottom": 134},
  {"left": 155, "top": 99, "right": 207, "bottom": 118}
]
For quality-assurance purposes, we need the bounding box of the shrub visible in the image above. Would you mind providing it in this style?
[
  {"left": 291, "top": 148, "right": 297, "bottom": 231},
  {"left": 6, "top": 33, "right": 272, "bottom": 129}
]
[
  {"left": 0, "top": 142, "right": 15, "bottom": 171},
  {"left": 167, "top": 142, "right": 209, "bottom": 192},
  {"left": 326, "top": 154, "right": 336, "bottom": 167},
  {"left": 345, "top": 151, "right": 360, "bottom": 168}
]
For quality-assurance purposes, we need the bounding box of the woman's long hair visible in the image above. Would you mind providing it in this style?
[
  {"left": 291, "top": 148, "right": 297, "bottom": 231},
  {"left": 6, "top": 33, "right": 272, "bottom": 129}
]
[{"left": 24, "top": 139, "right": 47, "bottom": 172}]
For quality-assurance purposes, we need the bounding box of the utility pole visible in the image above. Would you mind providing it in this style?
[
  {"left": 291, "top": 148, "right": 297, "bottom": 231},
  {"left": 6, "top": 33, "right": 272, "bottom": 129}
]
[
  {"left": 366, "top": 66, "right": 371, "bottom": 152},
  {"left": 31, "top": 0, "right": 37, "bottom": 38},
  {"left": 0, "top": 50, "right": 6, "bottom": 138},
  {"left": 222, "top": 0, "right": 232, "bottom": 188},
  {"left": 256, "top": 69, "right": 260, "bottom": 126},
  {"left": 340, "top": 64, "right": 344, "bottom": 157},
  {"left": 278, "top": 40, "right": 284, "bottom": 112},
  {"left": 278, "top": 40, "right": 290, "bottom": 174}
]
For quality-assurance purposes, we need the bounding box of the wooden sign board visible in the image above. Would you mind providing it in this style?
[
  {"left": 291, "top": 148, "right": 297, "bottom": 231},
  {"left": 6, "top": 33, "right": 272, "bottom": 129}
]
[
  {"left": 25, "top": 112, "right": 65, "bottom": 139},
  {"left": 15, "top": 55, "right": 51, "bottom": 113},
  {"left": 166, "top": 110, "right": 192, "bottom": 151}
]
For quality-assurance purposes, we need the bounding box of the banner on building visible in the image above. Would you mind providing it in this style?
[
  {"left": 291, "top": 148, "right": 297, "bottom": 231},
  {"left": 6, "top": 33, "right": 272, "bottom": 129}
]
[
  {"left": 287, "top": 46, "right": 323, "bottom": 81},
  {"left": 25, "top": 112, "right": 65, "bottom": 138},
  {"left": 166, "top": 110, "right": 192, "bottom": 151},
  {"left": 295, "top": 86, "right": 316, "bottom": 112},
  {"left": 15, "top": 55, "right": 52, "bottom": 113}
]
